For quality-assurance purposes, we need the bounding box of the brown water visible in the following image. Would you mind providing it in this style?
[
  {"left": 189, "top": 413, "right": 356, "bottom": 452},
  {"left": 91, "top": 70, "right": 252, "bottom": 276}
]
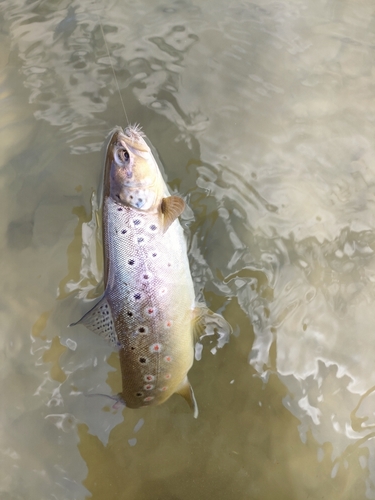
[{"left": 1, "top": 0, "right": 375, "bottom": 498}]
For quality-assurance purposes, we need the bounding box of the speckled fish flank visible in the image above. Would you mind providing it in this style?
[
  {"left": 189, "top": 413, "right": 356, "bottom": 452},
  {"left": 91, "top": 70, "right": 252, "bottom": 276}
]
[{"left": 71, "top": 124, "right": 231, "bottom": 417}]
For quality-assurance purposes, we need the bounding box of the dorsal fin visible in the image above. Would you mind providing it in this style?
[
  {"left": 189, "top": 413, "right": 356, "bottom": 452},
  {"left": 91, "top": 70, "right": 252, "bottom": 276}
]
[
  {"left": 69, "top": 296, "right": 121, "bottom": 350},
  {"left": 160, "top": 195, "right": 185, "bottom": 233},
  {"left": 175, "top": 376, "right": 198, "bottom": 418}
]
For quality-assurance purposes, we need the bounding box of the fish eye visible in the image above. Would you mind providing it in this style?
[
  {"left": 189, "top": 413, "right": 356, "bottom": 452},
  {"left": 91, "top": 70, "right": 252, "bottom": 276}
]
[{"left": 117, "top": 147, "right": 129, "bottom": 164}]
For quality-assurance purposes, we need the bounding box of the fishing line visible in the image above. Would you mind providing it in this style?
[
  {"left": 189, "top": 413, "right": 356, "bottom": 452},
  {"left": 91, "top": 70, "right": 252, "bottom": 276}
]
[
  {"left": 85, "top": 392, "right": 125, "bottom": 409},
  {"left": 97, "top": 13, "right": 130, "bottom": 126}
]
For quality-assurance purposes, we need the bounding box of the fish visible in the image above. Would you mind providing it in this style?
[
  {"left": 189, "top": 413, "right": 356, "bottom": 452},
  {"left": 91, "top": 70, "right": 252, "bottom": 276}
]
[{"left": 71, "top": 124, "right": 231, "bottom": 417}]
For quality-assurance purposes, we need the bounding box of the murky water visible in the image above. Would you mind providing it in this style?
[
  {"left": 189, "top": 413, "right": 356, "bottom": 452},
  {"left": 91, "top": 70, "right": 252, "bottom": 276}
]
[{"left": 1, "top": 0, "right": 375, "bottom": 498}]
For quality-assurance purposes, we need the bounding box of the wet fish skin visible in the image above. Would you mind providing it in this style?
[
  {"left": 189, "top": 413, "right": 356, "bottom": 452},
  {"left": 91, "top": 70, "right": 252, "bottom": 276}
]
[
  {"left": 71, "top": 124, "right": 231, "bottom": 417},
  {"left": 73, "top": 125, "right": 200, "bottom": 414},
  {"left": 104, "top": 192, "right": 196, "bottom": 410}
]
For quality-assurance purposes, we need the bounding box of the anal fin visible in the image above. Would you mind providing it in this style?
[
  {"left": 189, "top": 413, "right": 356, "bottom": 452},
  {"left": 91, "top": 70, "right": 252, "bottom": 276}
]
[
  {"left": 175, "top": 377, "right": 198, "bottom": 419},
  {"left": 69, "top": 296, "right": 120, "bottom": 350}
]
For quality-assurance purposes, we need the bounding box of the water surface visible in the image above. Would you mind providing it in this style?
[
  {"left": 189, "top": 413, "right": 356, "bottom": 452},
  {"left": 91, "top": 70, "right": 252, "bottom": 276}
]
[{"left": 1, "top": 0, "right": 375, "bottom": 498}]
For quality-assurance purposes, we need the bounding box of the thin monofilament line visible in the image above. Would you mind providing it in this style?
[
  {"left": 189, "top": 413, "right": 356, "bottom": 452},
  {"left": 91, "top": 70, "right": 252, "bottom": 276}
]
[{"left": 98, "top": 19, "right": 129, "bottom": 126}]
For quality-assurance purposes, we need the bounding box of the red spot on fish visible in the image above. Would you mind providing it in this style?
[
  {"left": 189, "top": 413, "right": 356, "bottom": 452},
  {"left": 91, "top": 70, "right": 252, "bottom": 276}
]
[
  {"left": 144, "top": 396, "right": 154, "bottom": 402},
  {"left": 144, "top": 374, "right": 155, "bottom": 382},
  {"left": 144, "top": 306, "right": 157, "bottom": 317},
  {"left": 150, "top": 343, "right": 162, "bottom": 353},
  {"left": 165, "top": 373, "right": 171, "bottom": 379},
  {"left": 165, "top": 320, "right": 172, "bottom": 328},
  {"left": 144, "top": 384, "right": 154, "bottom": 390},
  {"left": 159, "top": 386, "right": 168, "bottom": 392}
]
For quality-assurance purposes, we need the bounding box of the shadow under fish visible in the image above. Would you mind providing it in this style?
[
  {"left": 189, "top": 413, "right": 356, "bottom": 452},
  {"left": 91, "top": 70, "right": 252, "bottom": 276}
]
[{"left": 70, "top": 125, "right": 231, "bottom": 418}]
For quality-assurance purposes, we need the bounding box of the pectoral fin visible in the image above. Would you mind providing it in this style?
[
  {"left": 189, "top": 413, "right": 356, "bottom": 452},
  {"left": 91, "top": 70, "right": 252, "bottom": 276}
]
[
  {"left": 160, "top": 195, "right": 185, "bottom": 233},
  {"left": 69, "top": 296, "right": 120, "bottom": 350},
  {"left": 192, "top": 304, "right": 232, "bottom": 359},
  {"left": 175, "top": 377, "right": 198, "bottom": 418}
]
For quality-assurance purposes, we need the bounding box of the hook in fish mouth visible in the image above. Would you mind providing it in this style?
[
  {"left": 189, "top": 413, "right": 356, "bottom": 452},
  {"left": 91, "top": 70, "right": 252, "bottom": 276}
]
[{"left": 124, "top": 123, "right": 145, "bottom": 139}]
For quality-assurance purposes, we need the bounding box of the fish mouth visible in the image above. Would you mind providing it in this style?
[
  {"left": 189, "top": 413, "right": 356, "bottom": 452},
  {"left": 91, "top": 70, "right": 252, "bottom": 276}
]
[
  {"left": 120, "top": 124, "right": 150, "bottom": 153},
  {"left": 124, "top": 123, "right": 145, "bottom": 139}
]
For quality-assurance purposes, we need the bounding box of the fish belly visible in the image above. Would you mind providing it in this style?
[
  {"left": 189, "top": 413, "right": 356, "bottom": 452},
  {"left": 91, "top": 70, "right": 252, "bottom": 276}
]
[{"left": 104, "top": 196, "right": 195, "bottom": 408}]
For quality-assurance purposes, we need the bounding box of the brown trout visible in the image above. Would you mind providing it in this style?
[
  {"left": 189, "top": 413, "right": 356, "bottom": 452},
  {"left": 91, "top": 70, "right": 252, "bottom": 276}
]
[{"left": 71, "top": 125, "right": 230, "bottom": 417}]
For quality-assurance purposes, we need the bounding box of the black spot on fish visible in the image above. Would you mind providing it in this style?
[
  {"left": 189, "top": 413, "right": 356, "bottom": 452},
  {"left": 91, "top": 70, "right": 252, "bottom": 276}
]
[
  {"left": 134, "top": 293, "right": 141, "bottom": 300},
  {"left": 143, "top": 275, "right": 149, "bottom": 280},
  {"left": 152, "top": 253, "right": 157, "bottom": 257},
  {"left": 127, "top": 311, "right": 133, "bottom": 317},
  {"left": 136, "top": 392, "right": 143, "bottom": 397},
  {"left": 117, "top": 207, "right": 123, "bottom": 211},
  {"left": 138, "top": 237, "right": 144, "bottom": 243},
  {"left": 150, "top": 224, "right": 157, "bottom": 231},
  {"left": 139, "top": 357, "right": 147, "bottom": 364},
  {"left": 133, "top": 219, "right": 141, "bottom": 225},
  {"left": 121, "top": 229, "right": 127, "bottom": 234},
  {"left": 139, "top": 327, "right": 145, "bottom": 333},
  {"left": 128, "top": 259, "right": 135, "bottom": 265},
  {"left": 131, "top": 346, "right": 135, "bottom": 350}
]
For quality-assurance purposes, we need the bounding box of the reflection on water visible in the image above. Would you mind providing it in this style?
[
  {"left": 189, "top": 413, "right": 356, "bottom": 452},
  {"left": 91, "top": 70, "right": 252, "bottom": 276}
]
[{"left": 2, "top": 0, "right": 375, "bottom": 498}]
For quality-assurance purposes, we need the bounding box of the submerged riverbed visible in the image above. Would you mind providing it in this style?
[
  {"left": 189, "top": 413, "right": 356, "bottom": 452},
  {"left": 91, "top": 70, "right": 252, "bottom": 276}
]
[{"left": 1, "top": 0, "right": 375, "bottom": 498}]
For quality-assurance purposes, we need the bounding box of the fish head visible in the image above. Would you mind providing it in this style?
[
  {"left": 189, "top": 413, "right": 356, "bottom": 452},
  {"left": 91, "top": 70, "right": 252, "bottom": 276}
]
[{"left": 104, "top": 125, "right": 162, "bottom": 210}]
